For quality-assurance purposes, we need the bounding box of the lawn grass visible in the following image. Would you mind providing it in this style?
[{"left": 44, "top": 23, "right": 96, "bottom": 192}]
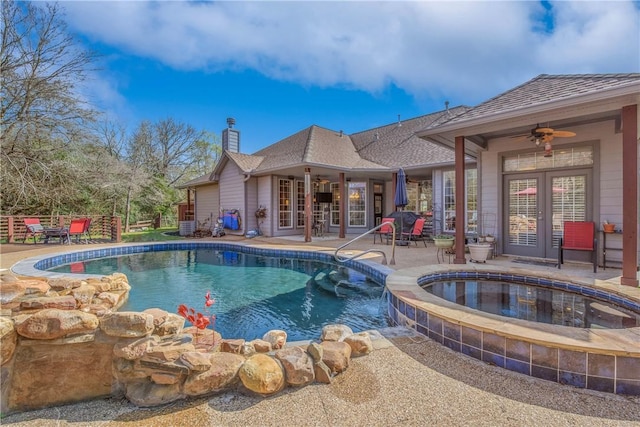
[{"left": 121, "top": 227, "right": 184, "bottom": 243}]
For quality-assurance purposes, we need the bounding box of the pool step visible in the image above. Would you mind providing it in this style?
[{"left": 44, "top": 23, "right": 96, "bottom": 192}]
[{"left": 312, "top": 268, "right": 384, "bottom": 298}]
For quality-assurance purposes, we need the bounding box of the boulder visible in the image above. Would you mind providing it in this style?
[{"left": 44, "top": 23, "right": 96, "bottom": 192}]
[
  {"left": 274, "top": 346, "right": 314, "bottom": 386},
  {"left": 20, "top": 295, "right": 77, "bottom": 311},
  {"left": 0, "top": 282, "right": 26, "bottom": 305},
  {"left": 250, "top": 339, "right": 272, "bottom": 353},
  {"left": 14, "top": 309, "right": 99, "bottom": 340},
  {"left": 72, "top": 284, "right": 97, "bottom": 306},
  {"left": 321, "top": 324, "right": 353, "bottom": 342},
  {"left": 153, "top": 313, "right": 185, "bottom": 336},
  {"left": 143, "top": 335, "right": 195, "bottom": 363},
  {"left": 306, "top": 342, "right": 323, "bottom": 362},
  {"left": 220, "top": 338, "right": 244, "bottom": 354},
  {"left": 313, "top": 360, "right": 333, "bottom": 384},
  {"left": 48, "top": 278, "right": 83, "bottom": 294},
  {"left": 0, "top": 316, "right": 17, "bottom": 364},
  {"left": 320, "top": 341, "right": 351, "bottom": 374},
  {"left": 113, "top": 336, "right": 159, "bottom": 360},
  {"left": 343, "top": 332, "right": 373, "bottom": 356},
  {"left": 143, "top": 308, "right": 170, "bottom": 326},
  {"left": 179, "top": 351, "right": 213, "bottom": 372},
  {"left": 125, "top": 379, "right": 183, "bottom": 407},
  {"left": 239, "top": 353, "right": 285, "bottom": 396},
  {"left": 20, "top": 279, "right": 50, "bottom": 295},
  {"left": 183, "top": 352, "right": 245, "bottom": 396},
  {"left": 100, "top": 312, "right": 154, "bottom": 338},
  {"left": 262, "top": 330, "right": 287, "bottom": 349}
]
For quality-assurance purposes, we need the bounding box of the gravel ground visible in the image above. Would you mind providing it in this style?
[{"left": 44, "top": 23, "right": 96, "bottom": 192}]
[{"left": 3, "top": 328, "right": 639, "bottom": 427}]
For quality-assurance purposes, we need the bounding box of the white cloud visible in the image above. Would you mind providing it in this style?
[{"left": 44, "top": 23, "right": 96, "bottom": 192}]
[{"left": 62, "top": 1, "right": 640, "bottom": 104}]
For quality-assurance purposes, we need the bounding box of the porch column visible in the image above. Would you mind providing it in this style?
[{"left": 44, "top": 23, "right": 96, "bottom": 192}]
[
  {"left": 304, "top": 168, "right": 312, "bottom": 242},
  {"left": 621, "top": 104, "right": 638, "bottom": 287},
  {"left": 454, "top": 135, "right": 467, "bottom": 264},
  {"left": 339, "top": 172, "right": 346, "bottom": 238},
  {"left": 392, "top": 173, "right": 398, "bottom": 210}
]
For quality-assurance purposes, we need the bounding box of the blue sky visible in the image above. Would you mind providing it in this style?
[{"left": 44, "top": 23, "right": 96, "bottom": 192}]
[{"left": 61, "top": 1, "right": 640, "bottom": 154}]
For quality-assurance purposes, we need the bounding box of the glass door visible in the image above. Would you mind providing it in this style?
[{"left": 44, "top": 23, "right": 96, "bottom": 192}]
[
  {"left": 503, "top": 170, "right": 591, "bottom": 259},
  {"left": 504, "top": 174, "right": 545, "bottom": 257}
]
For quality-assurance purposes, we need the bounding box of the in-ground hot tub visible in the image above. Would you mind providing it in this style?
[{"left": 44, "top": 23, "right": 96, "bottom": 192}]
[{"left": 385, "top": 264, "right": 640, "bottom": 396}]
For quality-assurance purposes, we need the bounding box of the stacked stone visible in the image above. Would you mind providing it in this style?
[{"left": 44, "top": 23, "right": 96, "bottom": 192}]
[{"left": 0, "top": 273, "right": 375, "bottom": 414}]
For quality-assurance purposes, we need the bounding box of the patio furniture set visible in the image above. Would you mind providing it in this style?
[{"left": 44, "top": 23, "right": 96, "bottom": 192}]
[{"left": 23, "top": 218, "right": 92, "bottom": 245}]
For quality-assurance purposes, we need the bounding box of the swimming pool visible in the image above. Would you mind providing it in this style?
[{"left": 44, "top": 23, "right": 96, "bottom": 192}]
[{"left": 17, "top": 242, "right": 393, "bottom": 341}]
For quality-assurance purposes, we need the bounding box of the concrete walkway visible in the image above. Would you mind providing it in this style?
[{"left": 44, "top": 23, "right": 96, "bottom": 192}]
[{"left": 1, "top": 235, "right": 639, "bottom": 426}]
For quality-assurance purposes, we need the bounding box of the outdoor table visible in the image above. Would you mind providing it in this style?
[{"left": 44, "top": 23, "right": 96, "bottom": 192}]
[{"left": 43, "top": 227, "right": 69, "bottom": 244}]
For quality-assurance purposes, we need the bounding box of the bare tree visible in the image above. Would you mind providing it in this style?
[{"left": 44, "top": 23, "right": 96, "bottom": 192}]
[{"left": 0, "top": 1, "right": 97, "bottom": 214}]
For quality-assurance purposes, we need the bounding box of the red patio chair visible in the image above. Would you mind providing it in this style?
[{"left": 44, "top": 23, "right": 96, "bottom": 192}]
[
  {"left": 67, "top": 218, "right": 91, "bottom": 244},
  {"left": 23, "top": 218, "right": 44, "bottom": 244},
  {"left": 373, "top": 217, "right": 395, "bottom": 244},
  {"left": 402, "top": 217, "right": 428, "bottom": 247},
  {"left": 558, "top": 221, "right": 597, "bottom": 273}
]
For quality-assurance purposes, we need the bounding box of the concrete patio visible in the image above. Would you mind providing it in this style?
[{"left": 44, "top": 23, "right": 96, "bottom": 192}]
[{"left": 1, "top": 234, "right": 639, "bottom": 426}]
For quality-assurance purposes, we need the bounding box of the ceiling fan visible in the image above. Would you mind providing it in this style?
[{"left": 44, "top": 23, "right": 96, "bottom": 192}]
[
  {"left": 511, "top": 124, "right": 576, "bottom": 157},
  {"left": 314, "top": 175, "right": 330, "bottom": 185}
]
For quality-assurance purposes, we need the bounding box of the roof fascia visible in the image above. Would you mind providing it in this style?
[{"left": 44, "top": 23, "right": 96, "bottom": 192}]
[{"left": 418, "top": 83, "right": 639, "bottom": 137}]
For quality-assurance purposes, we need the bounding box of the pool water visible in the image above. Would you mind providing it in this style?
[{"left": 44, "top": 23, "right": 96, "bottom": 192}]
[
  {"left": 49, "top": 249, "right": 388, "bottom": 341},
  {"left": 423, "top": 280, "right": 640, "bottom": 329}
]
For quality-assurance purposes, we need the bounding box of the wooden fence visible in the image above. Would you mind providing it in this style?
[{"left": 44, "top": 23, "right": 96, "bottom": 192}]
[{"left": 0, "top": 215, "right": 122, "bottom": 243}]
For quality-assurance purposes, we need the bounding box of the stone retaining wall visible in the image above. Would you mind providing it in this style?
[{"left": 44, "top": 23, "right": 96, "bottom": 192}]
[{"left": 0, "top": 274, "right": 374, "bottom": 415}]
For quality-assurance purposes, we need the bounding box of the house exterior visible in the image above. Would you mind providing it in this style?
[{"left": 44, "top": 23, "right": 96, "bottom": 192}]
[
  {"left": 182, "top": 73, "right": 639, "bottom": 286},
  {"left": 181, "top": 106, "right": 477, "bottom": 239},
  {"left": 417, "top": 73, "right": 639, "bottom": 286}
]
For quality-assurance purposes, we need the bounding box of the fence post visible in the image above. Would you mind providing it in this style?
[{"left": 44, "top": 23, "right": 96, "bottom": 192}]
[
  {"left": 111, "top": 216, "right": 122, "bottom": 243},
  {"left": 7, "top": 217, "right": 14, "bottom": 243}
]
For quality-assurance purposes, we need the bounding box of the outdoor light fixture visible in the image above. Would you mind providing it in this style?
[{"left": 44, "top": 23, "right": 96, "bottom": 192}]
[{"left": 544, "top": 141, "right": 553, "bottom": 157}]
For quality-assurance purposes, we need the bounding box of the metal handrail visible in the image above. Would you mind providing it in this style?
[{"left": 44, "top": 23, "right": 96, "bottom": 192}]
[{"left": 333, "top": 221, "right": 396, "bottom": 265}]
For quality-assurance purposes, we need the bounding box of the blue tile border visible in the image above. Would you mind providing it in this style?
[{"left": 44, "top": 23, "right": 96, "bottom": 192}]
[
  {"left": 387, "top": 268, "right": 640, "bottom": 396},
  {"left": 12, "top": 241, "right": 394, "bottom": 287}
]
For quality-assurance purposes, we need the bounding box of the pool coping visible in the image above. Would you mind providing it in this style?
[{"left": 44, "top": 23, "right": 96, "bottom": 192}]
[
  {"left": 10, "top": 240, "right": 393, "bottom": 283},
  {"left": 386, "top": 263, "right": 640, "bottom": 357}
]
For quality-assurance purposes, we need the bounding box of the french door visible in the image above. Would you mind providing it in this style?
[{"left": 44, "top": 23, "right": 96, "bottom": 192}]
[{"left": 503, "top": 169, "right": 592, "bottom": 259}]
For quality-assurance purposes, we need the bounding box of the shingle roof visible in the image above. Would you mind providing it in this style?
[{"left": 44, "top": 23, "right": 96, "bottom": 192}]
[
  {"left": 225, "top": 151, "right": 264, "bottom": 173},
  {"left": 251, "top": 125, "right": 386, "bottom": 172},
  {"left": 437, "top": 74, "right": 640, "bottom": 126},
  {"left": 351, "top": 106, "right": 471, "bottom": 168}
]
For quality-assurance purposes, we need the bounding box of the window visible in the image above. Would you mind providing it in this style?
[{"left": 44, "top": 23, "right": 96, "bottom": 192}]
[
  {"left": 330, "top": 183, "right": 341, "bottom": 226},
  {"left": 503, "top": 146, "right": 593, "bottom": 172},
  {"left": 348, "top": 182, "right": 366, "bottom": 227},
  {"left": 442, "top": 169, "right": 477, "bottom": 233},
  {"left": 278, "top": 178, "right": 293, "bottom": 228},
  {"left": 296, "top": 181, "right": 305, "bottom": 228}
]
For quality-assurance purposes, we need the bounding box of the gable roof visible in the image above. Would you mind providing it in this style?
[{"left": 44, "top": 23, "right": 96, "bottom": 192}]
[{"left": 250, "top": 125, "right": 387, "bottom": 173}]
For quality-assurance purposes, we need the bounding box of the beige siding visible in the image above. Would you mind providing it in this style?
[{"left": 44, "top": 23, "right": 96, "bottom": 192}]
[
  {"left": 483, "top": 120, "right": 637, "bottom": 262},
  {"left": 257, "top": 176, "right": 272, "bottom": 236},
  {"left": 195, "top": 185, "right": 219, "bottom": 231},
  {"left": 219, "top": 163, "right": 246, "bottom": 234}
]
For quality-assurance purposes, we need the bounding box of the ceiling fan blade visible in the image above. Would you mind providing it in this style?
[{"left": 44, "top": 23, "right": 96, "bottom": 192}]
[{"left": 552, "top": 131, "right": 576, "bottom": 138}]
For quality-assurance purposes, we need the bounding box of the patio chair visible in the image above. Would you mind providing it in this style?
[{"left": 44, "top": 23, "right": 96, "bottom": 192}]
[
  {"left": 67, "top": 218, "right": 91, "bottom": 244},
  {"left": 373, "top": 217, "right": 395, "bottom": 244},
  {"left": 23, "top": 218, "right": 44, "bottom": 244},
  {"left": 402, "top": 217, "right": 428, "bottom": 247},
  {"left": 558, "top": 221, "right": 597, "bottom": 273}
]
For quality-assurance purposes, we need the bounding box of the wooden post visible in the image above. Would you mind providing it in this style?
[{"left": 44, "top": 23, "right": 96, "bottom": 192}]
[
  {"left": 339, "top": 172, "right": 345, "bottom": 238},
  {"left": 304, "top": 168, "right": 312, "bottom": 242},
  {"left": 621, "top": 104, "right": 638, "bottom": 287},
  {"left": 7, "top": 216, "right": 14, "bottom": 243},
  {"left": 454, "top": 135, "right": 467, "bottom": 264}
]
